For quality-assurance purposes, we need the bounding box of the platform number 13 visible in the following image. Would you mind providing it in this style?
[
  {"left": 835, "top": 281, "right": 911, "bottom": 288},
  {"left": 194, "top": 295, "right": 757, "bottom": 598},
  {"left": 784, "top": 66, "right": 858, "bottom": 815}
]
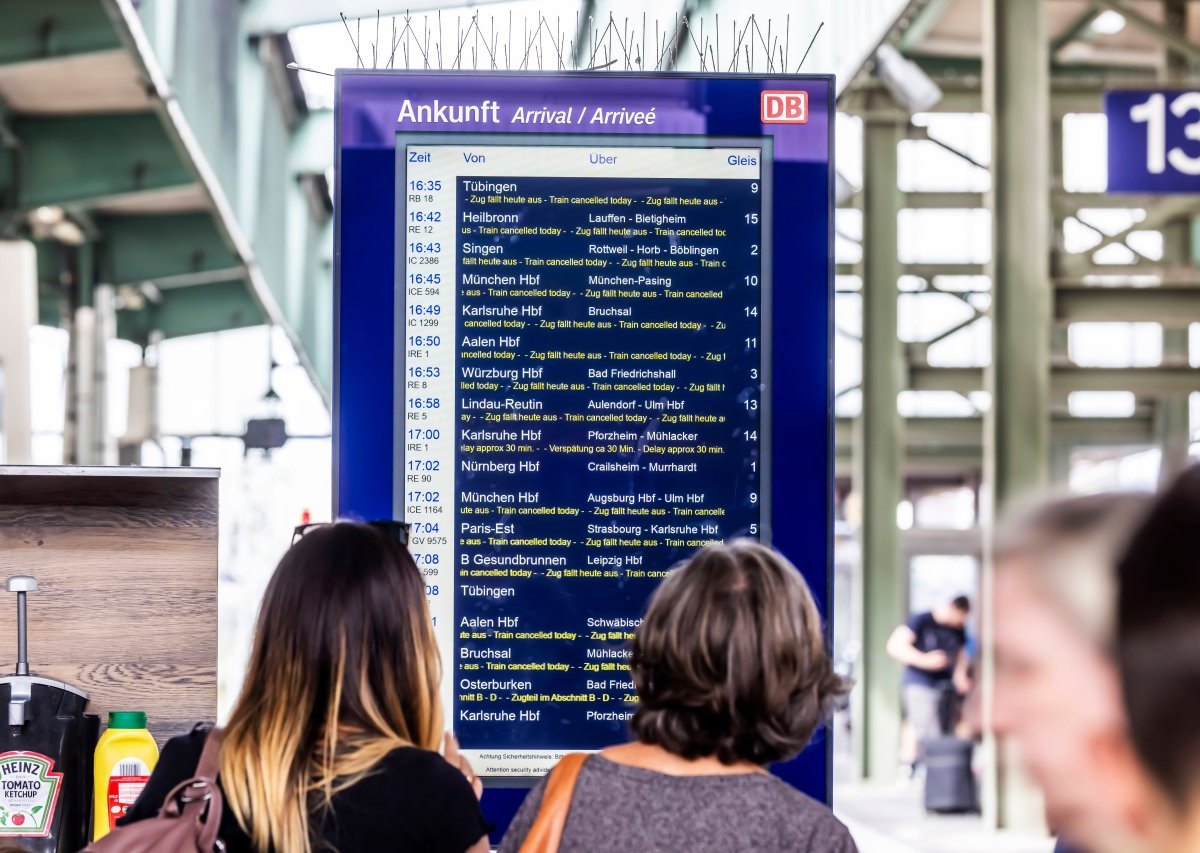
[{"left": 1129, "top": 92, "right": 1200, "bottom": 175}]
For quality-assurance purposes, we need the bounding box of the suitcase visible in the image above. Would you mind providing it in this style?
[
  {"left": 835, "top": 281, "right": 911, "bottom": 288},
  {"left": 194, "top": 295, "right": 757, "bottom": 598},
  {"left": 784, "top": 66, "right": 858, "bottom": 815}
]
[{"left": 923, "top": 736, "right": 976, "bottom": 813}]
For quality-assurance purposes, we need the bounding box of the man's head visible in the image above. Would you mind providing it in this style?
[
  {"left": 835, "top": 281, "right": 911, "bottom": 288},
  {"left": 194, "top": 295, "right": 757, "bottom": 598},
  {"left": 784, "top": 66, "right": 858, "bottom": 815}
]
[
  {"left": 991, "top": 491, "right": 1155, "bottom": 851},
  {"left": 1118, "top": 466, "right": 1200, "bottom": 822},
  {"left": 933, "top": 595, "right": 970, "bottom": 629}
]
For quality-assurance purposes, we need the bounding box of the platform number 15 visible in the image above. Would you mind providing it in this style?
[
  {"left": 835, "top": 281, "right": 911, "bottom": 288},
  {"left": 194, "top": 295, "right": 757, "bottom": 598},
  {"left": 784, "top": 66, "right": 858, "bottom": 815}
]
[{"left": 1129, "top": 92, "right": 1200, "bottom": 175}]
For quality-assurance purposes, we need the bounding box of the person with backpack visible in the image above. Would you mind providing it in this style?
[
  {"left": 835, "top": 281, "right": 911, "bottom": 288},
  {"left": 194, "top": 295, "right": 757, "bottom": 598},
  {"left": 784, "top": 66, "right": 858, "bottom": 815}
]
[
  {"left": 886, "top": 596, "right": 972, "bottom": 777},
  {"left": 498, "top": 540, "right": 857, "bottom": 852},
  {"left": 103, "top": 521, "right": 489, "bottom": 853}
]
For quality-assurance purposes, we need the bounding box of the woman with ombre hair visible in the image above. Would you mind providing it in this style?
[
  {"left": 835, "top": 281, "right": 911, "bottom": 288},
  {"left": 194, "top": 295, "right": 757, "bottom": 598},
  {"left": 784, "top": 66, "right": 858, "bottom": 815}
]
[{"left": 120, "top": 522, "right": 489, "bottom": 853}]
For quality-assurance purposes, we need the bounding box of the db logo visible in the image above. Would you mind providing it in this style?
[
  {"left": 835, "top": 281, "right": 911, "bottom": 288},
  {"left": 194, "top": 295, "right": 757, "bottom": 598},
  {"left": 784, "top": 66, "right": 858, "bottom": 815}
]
[{"left": 760, "top": 91, "right": 808, "bottom": 124}]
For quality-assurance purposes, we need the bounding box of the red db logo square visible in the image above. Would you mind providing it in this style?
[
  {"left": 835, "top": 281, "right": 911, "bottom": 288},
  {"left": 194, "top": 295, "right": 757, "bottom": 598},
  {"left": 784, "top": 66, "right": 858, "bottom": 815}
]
[{"left": 761, "top": 90, "right": 808, "bottom": 124}]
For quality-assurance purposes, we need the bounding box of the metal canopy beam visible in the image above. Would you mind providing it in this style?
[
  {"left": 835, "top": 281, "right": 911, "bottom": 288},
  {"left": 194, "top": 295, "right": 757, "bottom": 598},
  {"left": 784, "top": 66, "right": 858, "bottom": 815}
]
[
  {"left": 1092, "top": 0, "right": 1200, "bottom": 67},
  {"left": 911, "top": 365, "right": 1200, "bottom": 395},
  {"left": 95, "top": 213, "right": 241, "bottom": 286},
  {"left": 0, "top": 0, "right": 122, "bottom": 65},
  {"left": 834, "top": 415, "right": 1157, "bottom": 450},
  {"left": 116, "top": 277, "right": 263, "bottom": 344},
  {"left": 897, "top": 0, "right": 955, "bottom": 54},
  {"left": 1056, "top": 285, "right": 1200, "bottom": 325},
  {"left": 15, "top": 114, "right": 193, "bottom": 210}
]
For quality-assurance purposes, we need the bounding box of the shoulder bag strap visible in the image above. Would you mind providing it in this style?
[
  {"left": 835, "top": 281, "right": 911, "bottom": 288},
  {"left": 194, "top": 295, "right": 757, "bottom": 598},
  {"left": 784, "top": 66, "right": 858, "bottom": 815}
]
[
  {"left": 519, "top": 753, "right": 588, "bottom": 853},
  {"left": 195, "top": 727, "right": 224, "bottom": 781}
]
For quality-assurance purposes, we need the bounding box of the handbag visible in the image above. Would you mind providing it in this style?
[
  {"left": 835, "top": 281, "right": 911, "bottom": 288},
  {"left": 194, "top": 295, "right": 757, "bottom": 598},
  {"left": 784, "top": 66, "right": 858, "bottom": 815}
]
[
  {"left": 84, "top": 728, "right": 226, "bottom": 852},
  {"left": 518, "top": 753, "right": 588, "bottom": 853}
]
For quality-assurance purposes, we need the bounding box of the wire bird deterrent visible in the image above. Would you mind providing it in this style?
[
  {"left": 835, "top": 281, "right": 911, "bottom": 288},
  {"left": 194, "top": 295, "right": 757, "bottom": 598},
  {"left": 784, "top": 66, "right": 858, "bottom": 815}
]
[{"left": 289, "top": 10, "right": 823, "bottom": 77}]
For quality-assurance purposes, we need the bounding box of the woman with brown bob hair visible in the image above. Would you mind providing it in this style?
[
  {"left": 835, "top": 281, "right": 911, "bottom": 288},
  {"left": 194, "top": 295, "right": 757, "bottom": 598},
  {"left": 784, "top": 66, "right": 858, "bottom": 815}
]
[
  {"left": 500, "top": 540, "right": 856, "bottom": 852},
  {"left": 120, "top": 522, "right": 489, "bottom": 853}
]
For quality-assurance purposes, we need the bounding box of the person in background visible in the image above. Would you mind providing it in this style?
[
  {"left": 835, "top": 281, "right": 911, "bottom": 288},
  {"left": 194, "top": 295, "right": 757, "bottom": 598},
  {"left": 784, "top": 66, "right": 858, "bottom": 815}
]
[
  {"left": 886, "top": 596, "right": 972, "bottom": 774},
  {"left": 991, "top": 492, "right": 1159, "bottom": 853},
  {"left": 499, "top": 540, "right": 857, "bottom": 852},
  {"left": 1117, "top": 465, "right": 1200, "bottom": 853},
  {"left": 119, "top": 522, "right": 489, "bottom": 853}
]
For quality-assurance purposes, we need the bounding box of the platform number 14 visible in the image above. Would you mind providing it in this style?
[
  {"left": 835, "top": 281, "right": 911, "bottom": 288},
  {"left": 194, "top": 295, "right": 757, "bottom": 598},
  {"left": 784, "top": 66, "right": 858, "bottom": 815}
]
[{"left": 1129, "top": 92, "right": 1200, "bottom": 175}]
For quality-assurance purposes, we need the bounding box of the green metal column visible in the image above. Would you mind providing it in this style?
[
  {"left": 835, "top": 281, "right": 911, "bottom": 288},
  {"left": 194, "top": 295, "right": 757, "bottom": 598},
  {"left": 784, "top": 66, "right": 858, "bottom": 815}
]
[
  {"left": 1159, "top": 214, "right": 1192, "bottom": 484},
  {"left": 855, "top": 115, "right": 905, "bottom": 784},
  {"left": 984, "top": 0, "right": 1051, "bottom": 831},
  {"left": 1049, "top": 116, "right": 1072, "bottom": 487},
  {"left": 1159, "top": 0, "right": 1193, "bottom": 486}
]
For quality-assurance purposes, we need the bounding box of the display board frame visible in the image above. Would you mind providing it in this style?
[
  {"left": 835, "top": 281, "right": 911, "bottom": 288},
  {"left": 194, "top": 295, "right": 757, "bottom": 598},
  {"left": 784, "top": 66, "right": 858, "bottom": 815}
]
[{"left": 334, "top": 69, "right": 834, "bottom": 835}]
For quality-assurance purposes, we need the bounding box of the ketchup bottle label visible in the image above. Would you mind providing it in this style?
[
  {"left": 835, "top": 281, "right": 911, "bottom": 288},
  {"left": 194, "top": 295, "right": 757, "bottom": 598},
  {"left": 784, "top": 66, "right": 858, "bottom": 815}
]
[{"left": 0, "top": 750, "right": 63, "bottom": 837}]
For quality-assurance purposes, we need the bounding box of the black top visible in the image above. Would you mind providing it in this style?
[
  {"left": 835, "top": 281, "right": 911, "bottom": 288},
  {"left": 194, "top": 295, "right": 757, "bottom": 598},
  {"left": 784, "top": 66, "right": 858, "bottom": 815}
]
[
  {"left": 120, "top": 727, "right": 488, "bottom": 852},
  {"left": 900, "top": 611, "right": 965, "bottom": 688}
]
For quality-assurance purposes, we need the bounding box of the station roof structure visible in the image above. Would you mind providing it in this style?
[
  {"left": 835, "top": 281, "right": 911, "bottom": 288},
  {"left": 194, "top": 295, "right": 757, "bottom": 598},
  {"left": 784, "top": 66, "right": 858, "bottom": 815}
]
[{"left": 2, "top": 0, "right": 907, "bottom": 406}]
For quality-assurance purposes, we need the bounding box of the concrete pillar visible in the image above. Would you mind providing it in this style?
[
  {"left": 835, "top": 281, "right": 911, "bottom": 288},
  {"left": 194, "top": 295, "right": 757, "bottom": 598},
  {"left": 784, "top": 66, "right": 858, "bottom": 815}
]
[
  {"left": 984, "top": 0, "right": 1052, "bottom": 831},
  {"left": 855, "top": 115, "right": 906, "bottom": 783},
  {"left": 0, "top": 240, "right": 37, "bottom": 465}
]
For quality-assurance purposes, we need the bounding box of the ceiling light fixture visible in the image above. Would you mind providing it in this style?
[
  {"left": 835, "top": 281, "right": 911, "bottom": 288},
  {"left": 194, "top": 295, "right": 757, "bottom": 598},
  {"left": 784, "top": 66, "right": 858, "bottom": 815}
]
[{"left": 1090, "top": 10, "right": 1127, "bottom": 36}]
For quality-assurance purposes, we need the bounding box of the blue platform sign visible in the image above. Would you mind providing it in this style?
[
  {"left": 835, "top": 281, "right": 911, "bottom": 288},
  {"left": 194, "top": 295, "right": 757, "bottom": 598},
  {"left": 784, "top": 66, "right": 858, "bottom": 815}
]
[
  {"left": 334, "top": 71, "right": 834, "bottom": 839},
  {"left": 1107, "top": 89, "right": 1200, "bottom": 192}
]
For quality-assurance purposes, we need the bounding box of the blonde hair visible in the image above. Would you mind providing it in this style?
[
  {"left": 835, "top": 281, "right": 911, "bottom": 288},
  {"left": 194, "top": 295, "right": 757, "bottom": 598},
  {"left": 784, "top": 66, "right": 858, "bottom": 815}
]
[{"left": 219, "top": 523, "right": 443, "bottom": 852}]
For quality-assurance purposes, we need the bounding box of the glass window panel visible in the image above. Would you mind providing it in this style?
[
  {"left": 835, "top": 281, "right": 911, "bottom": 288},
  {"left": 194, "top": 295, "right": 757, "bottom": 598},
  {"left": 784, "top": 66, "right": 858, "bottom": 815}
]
[
  {"left": 835, "top": 292, "right": 863, "bottom": 339},
  {"left": 1125, "top": 230, "right": 1163, "bottom": 261},
  {"left": 898, "top": 209, "right": 991, "bottom": 264},
  {"left": 835, "top": 387, "right": 862, "bottom": 418},
  {"left": 898, "top": 140, "right": 989, "bottom": 192},
  {"left": 914, "top": 487, "right": 977, "bottom": 530},
  {"left": 1071, "top": 448, "right": 1161, "bottom": 494},
  {"left": 910, "top": 555, "right": 978, "bottom": 617},
  {"left": 899, "top": 292, "right": 976, "bottom": 343},
  {"left": 898, "top": 391, "right": 978, "bottom": 417},
  {"left": 927, "top": 316, "right": 991, "bottom": 367},
  {"left": 1069, "top": 322, "right": 1162, "bottom": 367},
  {"left": 1068, "top": 391, "right": 1137, "bottom": 417},
  {"left": 1063, "top": 216, "right": 1103, "bottom": 254},
  {"left": 916, "top": 113, "right": 990, "bottom": 162},
  {"left": 1092, "top": 243, "right": 1138, "bottom": 265},
  {"left": 837, "top": 113, "right": 864, "bottom": 189},
  {"left": 1062, "top": 113, "right": 1108, "bottom": 192}
]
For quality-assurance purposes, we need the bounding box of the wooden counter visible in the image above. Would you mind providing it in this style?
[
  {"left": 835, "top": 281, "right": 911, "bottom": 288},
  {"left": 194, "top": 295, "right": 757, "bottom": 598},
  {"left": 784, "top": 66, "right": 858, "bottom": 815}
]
[{"left": 0, "top": 466, "right": 218, "bottom": 741}]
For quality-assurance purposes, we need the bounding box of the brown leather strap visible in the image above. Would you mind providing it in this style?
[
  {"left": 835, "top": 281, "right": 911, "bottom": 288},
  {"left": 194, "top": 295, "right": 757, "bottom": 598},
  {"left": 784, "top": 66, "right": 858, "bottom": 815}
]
[
  {"left": 519, "top": 753, "right": 588, "bottom": 853},
  {"left": 195, "top": 727, "right": 224, "bottom": 780}
]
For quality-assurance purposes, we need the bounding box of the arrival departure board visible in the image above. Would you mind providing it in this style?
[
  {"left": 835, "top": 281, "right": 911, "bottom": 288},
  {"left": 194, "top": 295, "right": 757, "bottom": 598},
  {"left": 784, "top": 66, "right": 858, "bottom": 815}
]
[
  {"left": 336, "top": 72, "right": 833, "bottom": 819},
  {"left": 396, "top": 139, "right": 770, "bottom": 775}
]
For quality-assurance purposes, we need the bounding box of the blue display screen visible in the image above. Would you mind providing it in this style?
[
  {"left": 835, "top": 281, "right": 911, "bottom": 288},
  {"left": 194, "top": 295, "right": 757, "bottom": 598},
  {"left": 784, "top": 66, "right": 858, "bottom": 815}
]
[
  {"left": 395, "top": 139, "right": 770, "bottom": 760},
  {"left": 336, "top": 71, "right": 832, "bottom": 834}
]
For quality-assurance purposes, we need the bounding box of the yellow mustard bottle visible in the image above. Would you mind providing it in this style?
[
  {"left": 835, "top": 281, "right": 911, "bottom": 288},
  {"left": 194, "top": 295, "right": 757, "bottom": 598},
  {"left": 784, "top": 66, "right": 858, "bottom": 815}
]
[{"left": 93, "top": 711, "right": 159, "bottom": 840}]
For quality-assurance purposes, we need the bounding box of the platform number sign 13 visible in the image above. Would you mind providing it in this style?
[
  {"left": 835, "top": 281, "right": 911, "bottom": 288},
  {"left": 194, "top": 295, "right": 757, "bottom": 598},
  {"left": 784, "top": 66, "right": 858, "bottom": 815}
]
[{"left": 1106, "top": 89, "right": 1200, "bottom": 192}]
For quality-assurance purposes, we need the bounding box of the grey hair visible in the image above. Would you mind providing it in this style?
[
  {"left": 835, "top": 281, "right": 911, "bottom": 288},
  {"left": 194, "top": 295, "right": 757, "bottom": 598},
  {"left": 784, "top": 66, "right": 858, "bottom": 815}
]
[{"left": 994, "top": 491, "right": 1152, "bottom": 650}]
